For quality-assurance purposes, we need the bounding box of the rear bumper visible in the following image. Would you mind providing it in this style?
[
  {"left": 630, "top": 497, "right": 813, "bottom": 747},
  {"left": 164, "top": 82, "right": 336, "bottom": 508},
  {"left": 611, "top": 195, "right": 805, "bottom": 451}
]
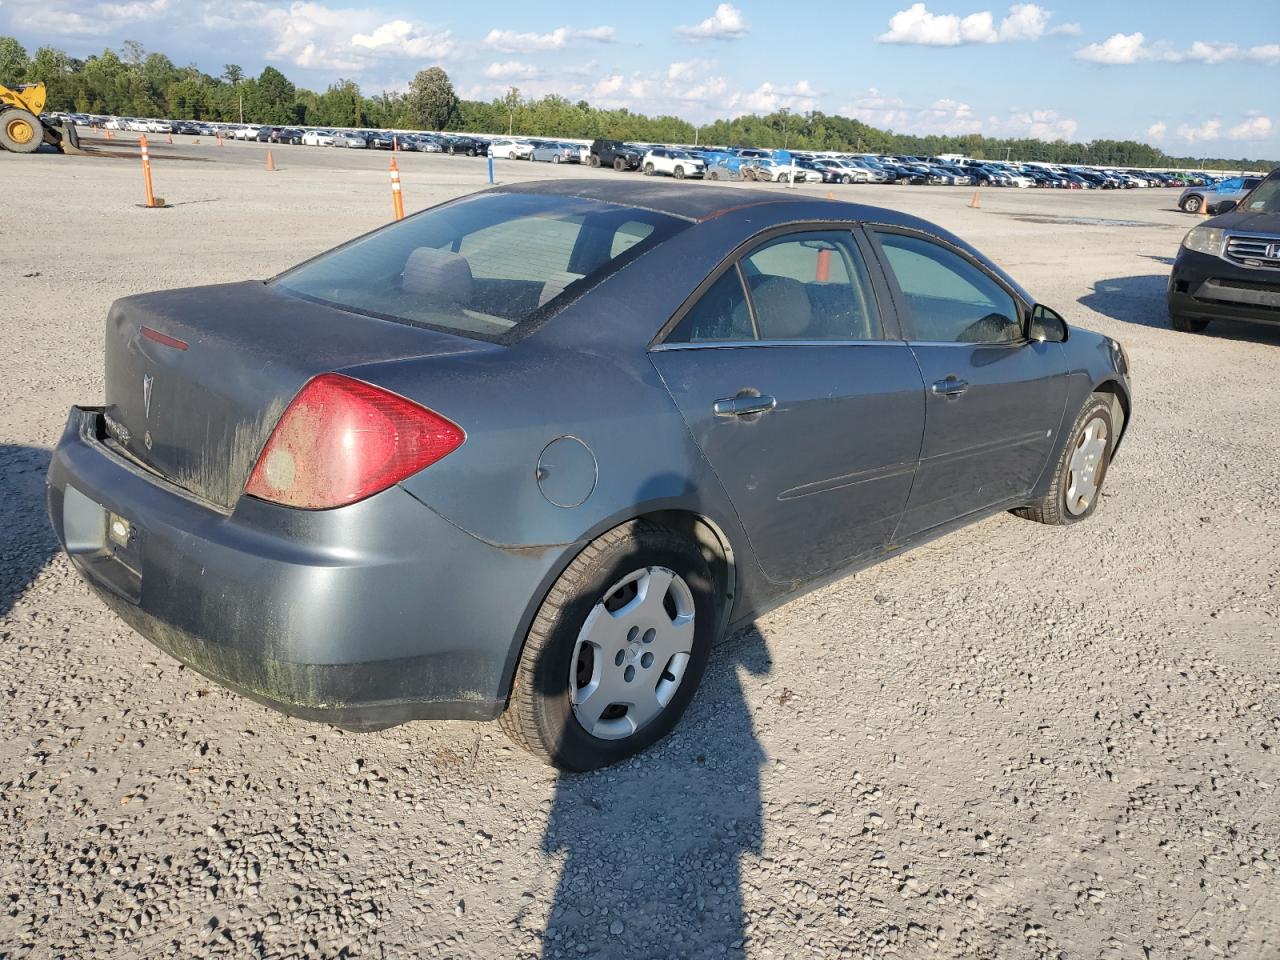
[
  {"left": 47, "top": 408, "right": 567, "bottom": 729},
  {"left": 1169, "top": 249, "right": 1280, "bottom": 325}
]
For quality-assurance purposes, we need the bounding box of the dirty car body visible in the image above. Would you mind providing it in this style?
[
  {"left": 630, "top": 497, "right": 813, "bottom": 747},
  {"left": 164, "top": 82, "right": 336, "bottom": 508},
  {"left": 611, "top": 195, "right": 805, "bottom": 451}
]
[{"left": 47, "top": 179, "right": 1132, "bottom": 739}]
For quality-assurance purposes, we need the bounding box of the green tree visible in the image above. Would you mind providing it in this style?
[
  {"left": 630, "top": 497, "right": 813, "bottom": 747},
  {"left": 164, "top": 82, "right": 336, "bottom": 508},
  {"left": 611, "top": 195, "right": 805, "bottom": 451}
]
[
  {"left": 406, "top": 66, "right": 457, "bottom": 131},
  {"left": 257, "top": 65, "right": 297, "bottom": 123},
  {"left": 222, "top": 64, "right": 244, "bottom": 85},
  {"left": 0, "top": 36, "right": 29, "bottom": 86}
]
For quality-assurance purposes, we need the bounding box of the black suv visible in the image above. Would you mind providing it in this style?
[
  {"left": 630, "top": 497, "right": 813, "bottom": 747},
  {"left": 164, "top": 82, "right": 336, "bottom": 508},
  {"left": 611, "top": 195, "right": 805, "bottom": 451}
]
[
  {"left": 589, "top": 139, "right": 642, "bottom": 171},
  {"left": 1169, "top": 167, "right": 1280, "bottom": 333}
]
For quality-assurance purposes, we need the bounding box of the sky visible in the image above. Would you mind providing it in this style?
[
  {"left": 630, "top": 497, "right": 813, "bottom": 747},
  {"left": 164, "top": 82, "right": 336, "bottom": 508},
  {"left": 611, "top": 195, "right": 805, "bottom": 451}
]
[{"left": 2, "top": 0, "right": 1277, "bottom": 158}]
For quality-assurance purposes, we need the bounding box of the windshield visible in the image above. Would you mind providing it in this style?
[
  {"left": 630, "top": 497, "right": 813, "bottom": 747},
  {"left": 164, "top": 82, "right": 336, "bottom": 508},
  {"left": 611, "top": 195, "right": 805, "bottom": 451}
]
[
  {"left": 273, "top": 192, "right": 689, "bottom": 344},
  {"left": 1240, "top": 174, "right": 1280, "bottom": 213}
]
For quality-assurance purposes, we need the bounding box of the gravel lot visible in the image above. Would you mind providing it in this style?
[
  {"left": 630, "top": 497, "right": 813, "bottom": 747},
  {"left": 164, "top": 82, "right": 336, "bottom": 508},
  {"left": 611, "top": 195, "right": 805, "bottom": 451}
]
[{"left": 2, "top": 137, "right": 1278, "bottom": 960}]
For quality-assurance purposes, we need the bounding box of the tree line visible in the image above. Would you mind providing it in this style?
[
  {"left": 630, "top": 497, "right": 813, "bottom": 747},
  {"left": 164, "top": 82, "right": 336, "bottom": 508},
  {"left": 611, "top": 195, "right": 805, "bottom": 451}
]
[{"left": 1, "top": 36, "right": 1272, "bottom": 171}]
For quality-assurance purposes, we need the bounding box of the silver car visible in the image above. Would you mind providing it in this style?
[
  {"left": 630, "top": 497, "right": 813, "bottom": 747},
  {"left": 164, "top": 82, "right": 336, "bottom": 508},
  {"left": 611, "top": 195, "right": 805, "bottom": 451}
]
[{"left": 1179, "top": 175, "right": 1263, "bottom": 214}]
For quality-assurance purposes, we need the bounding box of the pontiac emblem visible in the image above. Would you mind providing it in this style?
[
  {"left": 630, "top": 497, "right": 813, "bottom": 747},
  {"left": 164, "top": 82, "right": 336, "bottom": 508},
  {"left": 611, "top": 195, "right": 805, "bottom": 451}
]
[{"left": 143, "top": 373, "right": 154, "bottom": 419}]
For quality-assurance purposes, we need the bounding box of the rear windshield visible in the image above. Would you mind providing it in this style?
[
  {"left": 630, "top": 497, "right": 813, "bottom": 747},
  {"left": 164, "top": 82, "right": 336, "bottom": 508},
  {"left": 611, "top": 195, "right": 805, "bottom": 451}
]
[{"left": 273, "top": 192, "right": 689, "bottom": 343}]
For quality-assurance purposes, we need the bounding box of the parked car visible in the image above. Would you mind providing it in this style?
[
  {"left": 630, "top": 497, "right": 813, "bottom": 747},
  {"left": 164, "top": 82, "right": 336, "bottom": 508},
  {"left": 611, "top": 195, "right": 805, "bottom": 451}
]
[
  {"left": 489, "top": 138, "right": 534, "bottom": 160},
  {"left": 403, "top": 134, "right": 444, "bottom": 153},
  {"left": 334, "top": 131, "right": 367, "bottom": 148},
  {"left": 590, "top": 139, "right": 643, "bottom": 171},
  {"left": 276, "top": 128, "right": 305, "bottom": 145},
  {"left": 46, "top": 180, "right": 1131, "bottom": 771},
  {"left": 301, "top": 129, "right": 335, "bottom": 146},
  {"left": 1168, "top": 167, "right": 1280, "bottom": 332},
  {"left": 531, "top": 141, "right": 580, "bottom": 163},
  {"left": 367, "top": 131, "right": 397, "bottom": 150},
  {"left": 642, "top": 148, "right": 706, "bottom": 179},
  {"left": 443, "top": 135, "right": 487, "bottom": 157},
  {"left": 255, "top": 127, "right": 279, "bottom": 143},
  {"left": 1178, "top": 175, "right": 1264, "bottom": 214}
]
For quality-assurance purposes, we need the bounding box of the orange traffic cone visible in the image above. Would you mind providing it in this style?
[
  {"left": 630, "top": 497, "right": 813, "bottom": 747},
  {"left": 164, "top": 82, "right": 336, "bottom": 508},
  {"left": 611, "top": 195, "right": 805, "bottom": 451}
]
[
  {"left": 969, "top": 189, "right": 981, "bottom": 209},
  {"left": 389, "top": 156, "right": 405, "bottom": 220},
  {"left": 265, "top": 150, "right": 276, "bottom": 172},
  {"left": 827, "top": 191, "right": 834, "bottom": 200}
]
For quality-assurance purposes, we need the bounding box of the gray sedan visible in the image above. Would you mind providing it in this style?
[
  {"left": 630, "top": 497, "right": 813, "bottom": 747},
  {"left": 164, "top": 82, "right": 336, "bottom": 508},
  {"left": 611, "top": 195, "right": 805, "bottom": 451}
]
[
  {"left": 46, "top": 180, "right": 1132, "bottom": 770},
  {"left": 530, "top": 141, "right": 580, "bottom": 163}
]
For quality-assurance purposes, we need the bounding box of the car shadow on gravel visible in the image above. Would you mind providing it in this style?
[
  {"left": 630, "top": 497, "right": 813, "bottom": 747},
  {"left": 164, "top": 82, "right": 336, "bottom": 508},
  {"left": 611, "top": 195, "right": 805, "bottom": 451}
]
[
  {"left": 0, "top": 444, "right": 56, "bottom": 619},
  {"left": 538, "top": 623, "right": 771, "bottom": 958},
  {"left": 1079, "top": 275, "right": 1280, "bottom": 346}
]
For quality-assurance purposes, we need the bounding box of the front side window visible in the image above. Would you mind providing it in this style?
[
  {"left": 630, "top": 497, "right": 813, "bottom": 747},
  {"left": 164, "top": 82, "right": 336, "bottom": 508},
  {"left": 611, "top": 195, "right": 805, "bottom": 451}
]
[
  {"left": 273, "top": 192, "right": 688, "bottom": 343},
  {"left": 873, "top": 231, "right": 1021, "bottom": 344},
  {"left": 1242, "top": 174, "right": 1280, "bottom": 213}
]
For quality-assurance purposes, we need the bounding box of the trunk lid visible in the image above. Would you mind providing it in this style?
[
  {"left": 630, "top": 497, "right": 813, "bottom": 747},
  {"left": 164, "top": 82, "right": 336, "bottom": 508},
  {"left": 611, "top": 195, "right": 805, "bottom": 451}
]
[{"left": 103, "top": 280, "right": 491, "bottom": 511}]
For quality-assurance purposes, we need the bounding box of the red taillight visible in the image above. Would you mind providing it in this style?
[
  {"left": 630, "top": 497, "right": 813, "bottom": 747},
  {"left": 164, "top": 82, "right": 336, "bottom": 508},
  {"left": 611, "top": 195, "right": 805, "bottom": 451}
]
[{"left": 245, "top": 373, "right": 464, "bottom": 509}]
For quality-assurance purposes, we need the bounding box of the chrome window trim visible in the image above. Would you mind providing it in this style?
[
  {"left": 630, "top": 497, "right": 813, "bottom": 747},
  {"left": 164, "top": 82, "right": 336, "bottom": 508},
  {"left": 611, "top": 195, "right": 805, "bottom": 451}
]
[{"left": 650, "top": 339, "right": 904, "bottom": 352}]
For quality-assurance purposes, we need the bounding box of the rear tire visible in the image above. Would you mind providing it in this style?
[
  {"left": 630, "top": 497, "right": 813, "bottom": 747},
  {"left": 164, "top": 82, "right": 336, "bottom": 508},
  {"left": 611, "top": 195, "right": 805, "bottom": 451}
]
[
  {"left": 0, "top": 108, "right": 42, "bottom": 154},
  {"left": 1012, "top": 394, "right": 1115, "bottom": 526},
  {"left": 500, "top": 521, "right": 719, "bottom": 770}
]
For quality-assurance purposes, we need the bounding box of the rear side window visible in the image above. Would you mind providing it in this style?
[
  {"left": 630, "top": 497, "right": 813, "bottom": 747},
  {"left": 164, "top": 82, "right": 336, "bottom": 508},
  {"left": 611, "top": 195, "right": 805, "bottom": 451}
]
[
  {"left": 665, "top": 229, "right": 882, "bottom": 344},
  {"left": 273, "top": 192, "right": 688, "bottom": 343},
  {"left": 874, "top": 231, "right": 1020, "bottom": 344}
]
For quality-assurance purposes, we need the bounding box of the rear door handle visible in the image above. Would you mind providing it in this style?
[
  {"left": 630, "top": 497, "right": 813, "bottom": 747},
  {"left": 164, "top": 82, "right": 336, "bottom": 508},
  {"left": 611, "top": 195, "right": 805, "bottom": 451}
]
[
  {"left": 931, "top": 377, "right": 970, "bottom": 397},
  {"left": 713, "top": 394, "right": 777, "bottom": 417}
]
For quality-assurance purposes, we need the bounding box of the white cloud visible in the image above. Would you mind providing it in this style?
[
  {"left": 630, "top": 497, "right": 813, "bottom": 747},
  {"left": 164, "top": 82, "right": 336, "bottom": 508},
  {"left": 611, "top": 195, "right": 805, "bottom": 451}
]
[
  {"left": 483, "top": 25, "right": 615, "bottom": 53},
  {"left": 483, "top": 61, "right": 539, "bottom": 80},
  {"left": 1075, "top": 32, "right": 1280, "bottom": 65},
  {"left": 592, "top": 74, "right": 624, "bottom": 97},
  {"left": 1176, "top": 119, "right": 1222, "bottom": 143},
  {"left": 1228, "top": 116, "right": 1272, "bottom": 140},
  {"left": 877, "top": 3, "right": 1066, "bottom": 46},
  {"left": 1048, "top": 22, "right": 1081, "bottom": 36},
  {"left": 675, "top": 3, "right": 749, "bottom": 41},
  {"left": 1146, "top": 120, "right": 1167, "bottom": 141},
  {"left": 727, "top": 80, "right": 819, "bottom": 114},
  {"left": 3, "top": 0, "right": 173, "bottom": 35},
  {"left": 349, "top": 20, "right": 455, "bottom": 59},
  {"left": 840, "top": 86, "right": 1078, "bottom": 140}
]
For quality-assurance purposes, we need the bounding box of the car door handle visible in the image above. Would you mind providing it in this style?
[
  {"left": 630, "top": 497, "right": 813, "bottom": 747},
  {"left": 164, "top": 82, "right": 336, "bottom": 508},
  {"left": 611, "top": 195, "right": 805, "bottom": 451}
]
[
  {"left": 931, "top": 377, "right": 970, "bottom": 397},
  {"left": 713, "top": 394, "right": 777, "bottom": 417}
]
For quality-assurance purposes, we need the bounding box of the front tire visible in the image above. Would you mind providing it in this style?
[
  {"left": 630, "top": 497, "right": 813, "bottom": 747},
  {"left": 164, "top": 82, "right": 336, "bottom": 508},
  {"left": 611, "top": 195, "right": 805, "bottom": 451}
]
[
  {"left": 1181, "top": 195, "right": 1203, "bottom": 213},
  {"left": 0, "top": 108, "right": 42, "bottom": 154},
  {"left": 643, "top": 162, "right": 655, "bottom": 176},
  {"left": 501, "top": 521, "right": 718, "bottom": 770},
  {"left": 1013, "top": 395, "right": 1115, "bottom": 526},
  {"left": 1170, "top": 311, "right": 1210, "bottom": 333},
  {"left": 673, "top": 165, "right": 685, "bottom": 179}
]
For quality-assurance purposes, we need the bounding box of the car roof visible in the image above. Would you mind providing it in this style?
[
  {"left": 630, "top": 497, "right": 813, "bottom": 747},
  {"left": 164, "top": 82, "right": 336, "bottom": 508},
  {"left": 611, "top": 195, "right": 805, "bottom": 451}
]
[{"left": 489, "top": 178, "right": 933, "bottom": 230}]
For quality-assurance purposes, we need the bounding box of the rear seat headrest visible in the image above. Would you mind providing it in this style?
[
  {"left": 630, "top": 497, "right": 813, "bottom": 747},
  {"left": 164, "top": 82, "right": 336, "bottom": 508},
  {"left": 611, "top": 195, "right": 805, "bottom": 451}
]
[{"left": 403, "top": 247, "right": 473, "bottom": 304}]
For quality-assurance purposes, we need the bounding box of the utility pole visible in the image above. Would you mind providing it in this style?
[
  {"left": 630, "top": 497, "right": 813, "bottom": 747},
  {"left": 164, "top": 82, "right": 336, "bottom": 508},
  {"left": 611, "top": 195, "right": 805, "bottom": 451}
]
[
  {"left": 1005, "top": 145, "right": 1012, "bottom": 162},
  {"left": 238, "top": 90, "right": 244, "bottom": 124}
]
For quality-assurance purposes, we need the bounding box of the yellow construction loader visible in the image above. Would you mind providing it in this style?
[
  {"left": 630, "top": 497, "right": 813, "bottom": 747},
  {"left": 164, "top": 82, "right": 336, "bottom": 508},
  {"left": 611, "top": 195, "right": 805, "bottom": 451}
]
[{"left": 0, "top": 82, "right": 83, "bottom": 154}]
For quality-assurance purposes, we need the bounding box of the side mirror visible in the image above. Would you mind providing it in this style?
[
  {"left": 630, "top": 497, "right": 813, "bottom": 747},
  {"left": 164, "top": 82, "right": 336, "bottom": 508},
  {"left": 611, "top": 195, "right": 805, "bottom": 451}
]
[
  {"left": 1207, "top": 199, "right": 1237, "bottom": 215},
  {"left": 1030, "top": 304, "right": 1068, "bottom": 343}
]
